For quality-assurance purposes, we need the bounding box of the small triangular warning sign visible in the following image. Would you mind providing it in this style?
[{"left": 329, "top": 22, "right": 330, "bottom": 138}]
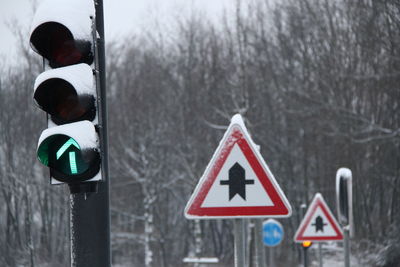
[
  {"left": 184, "top": 114, "right": 292, "bottom": 219},
  {"left": 294, "top": 193, "right": 343, "bottom": 242}
]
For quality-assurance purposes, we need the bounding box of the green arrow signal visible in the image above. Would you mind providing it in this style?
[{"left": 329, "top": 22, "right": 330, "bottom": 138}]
[
  {"left": 56, "top": 138, "right": 80, "bottom": 160},
  {"left": 56, "top": 138, "right": 80, "bottom": 174},
  {"left": 69, "top": 151, "right": 78, "bottom": 174}
]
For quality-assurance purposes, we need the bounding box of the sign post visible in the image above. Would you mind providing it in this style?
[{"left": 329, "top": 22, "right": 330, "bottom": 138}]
[
  {"left": 318, "top": 243, "right": 323, "bottom": 267},
  {"left": 294, "top": 193, "right": 343, "bottom": 267},
  {"left": 184, "top": 114, "right": 292, "bottom": 219},
  {"left": 234, "top": 219, "right": 246, "bottom": 267},
  {"left": 294, "top": 193, "right": 343, "bottom": 242},
  {"left": 184, "top": 114, "right": 292, "bottom": 267},
  {"left": 254, "top": 220, "right": 266, "bottom": 267}
]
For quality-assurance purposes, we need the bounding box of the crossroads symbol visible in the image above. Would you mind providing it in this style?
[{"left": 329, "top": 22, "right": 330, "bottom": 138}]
[
  {"left": 220, "top": 162, "right": 254, "bottom": 200},
  {"left": 312, "top": 216, "right": 327, "bottom": 232}
]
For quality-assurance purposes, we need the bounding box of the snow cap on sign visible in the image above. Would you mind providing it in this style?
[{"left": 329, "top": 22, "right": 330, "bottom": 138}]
[
  {"left": 314, "top": 193, "right": 323, "bottom": 201},
  {"left": 230, "top": 114, "right": 246, "bottom": 129},
  {"left": 226, "top": 114, "right": 259, "bottom": 151},
  {"left": 30, "top": 0, "right": 94, "bottom": 45},
  {"left": 34, "top": 63, "right": 95, "bottom": 97},
  {"left": 38, "top": 120, "right": 98, "bottom": 150}
]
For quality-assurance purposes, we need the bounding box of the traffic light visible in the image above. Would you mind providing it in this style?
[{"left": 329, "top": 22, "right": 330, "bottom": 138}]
[
  {"left": 30, "top": 0, "right": 102, "bottom": 189},
  {"left": 301, "top": 241, "right": 312, "bottom": 249}
]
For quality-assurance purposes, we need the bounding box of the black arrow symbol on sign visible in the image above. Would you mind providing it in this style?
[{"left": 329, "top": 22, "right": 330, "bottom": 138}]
[{"left": 220, "top": 162, "right": 254, "bottom": 201}]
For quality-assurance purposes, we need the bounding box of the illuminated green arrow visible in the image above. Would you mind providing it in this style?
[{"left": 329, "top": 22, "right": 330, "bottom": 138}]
[
  {"left": 57, "top": 138, "right": 80, "bottom": 174},
  {"left": 69, "top": 151, "right": 78, "bottom": 174}
]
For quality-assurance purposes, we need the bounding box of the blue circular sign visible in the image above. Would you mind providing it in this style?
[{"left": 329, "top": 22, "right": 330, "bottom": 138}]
[{"left": 263, "top": 219, "right": 284, "bottom": 247}]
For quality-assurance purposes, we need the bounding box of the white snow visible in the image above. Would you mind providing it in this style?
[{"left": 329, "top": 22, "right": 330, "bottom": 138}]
[
  {"left": 305, "top": 245, "right": 363, "bottom": 267},
  {"left": 38, "top": 120, "right": 98, "bottom": 150},
  {"left": 230, "top": 114, "right": 247, "bottom": 130},
  {"left": 182, "top": 257, "right": 219, "bottom": 263},
  {"left": 336, "top": 168, "right": 352, "bottom": 180},
  {"left": 30, "top": 0, "right": 94, "bottom": 44}
]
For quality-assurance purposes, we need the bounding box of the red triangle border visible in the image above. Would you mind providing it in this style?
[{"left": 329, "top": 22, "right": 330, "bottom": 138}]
[
  {"left": 294, "top": 195, "right": 343, "bottom": 242},
  {"left": 186, "top": 125, "right": 290, "bottom": 218}
]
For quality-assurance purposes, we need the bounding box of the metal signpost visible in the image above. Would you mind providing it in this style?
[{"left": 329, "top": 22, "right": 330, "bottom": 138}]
[
  {"left": 254, "top": 220, "right": 266, "bottom": 267},
  {"left": 294, "top": 193, "right": 344, "bottom": 267},
  {"left": 234, "top": 219, "right": 246, "bottom": 267},
  {"left": 184, "top": 114, "right": 292, "bottom": 267},
  {"left": 318, "top": 243, "right": 323, "bottom": 267},
  {"left": 294, "top": 193, "right": 344, "bottom": 242}
]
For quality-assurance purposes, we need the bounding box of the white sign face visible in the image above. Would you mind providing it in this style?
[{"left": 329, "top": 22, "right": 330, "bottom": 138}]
[
  {"left": 294, "top": 193, "right": 343, "bottom": 242},
  {"left": 201, "top": 144, "right": 274, "bottom": 207},
  {"left": 184, "top": 114, "right": 292, "bottom": 219},
  {"left": 301, "top": 206, "right": 338, "bottom": 237}
]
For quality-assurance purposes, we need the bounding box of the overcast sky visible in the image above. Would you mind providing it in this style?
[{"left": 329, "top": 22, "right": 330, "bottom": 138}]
[{"left": 0, "top": 0, "right": 233, "bottom": 66}]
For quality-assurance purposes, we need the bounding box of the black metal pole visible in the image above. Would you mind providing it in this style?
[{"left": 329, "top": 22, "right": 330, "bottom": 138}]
[
  {"left": 303, "top": 247, "right": 308, "bottom": 267},
  {"left": 70, "top": 0, "right": 110, "bottom": 266},
  {"left": 344, "top": 228, "right": 350, "bottom": 267}
]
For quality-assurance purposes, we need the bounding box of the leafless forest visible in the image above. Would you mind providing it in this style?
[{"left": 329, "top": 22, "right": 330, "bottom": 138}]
[{"left": 0, "top": 0, "right": 399, "bottom": 266}]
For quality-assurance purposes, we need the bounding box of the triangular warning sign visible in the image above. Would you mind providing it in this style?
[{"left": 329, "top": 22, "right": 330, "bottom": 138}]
[
  {"left": 184, "top": 114, "right": 292, "bottom": 219},
  {"left": 294, "top": 193, "right": 343, "bottom": 242}
]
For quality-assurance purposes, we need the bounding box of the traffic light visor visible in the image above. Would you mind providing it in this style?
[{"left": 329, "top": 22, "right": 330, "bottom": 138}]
[
  {"left": 37, "top": 121, "right": 100, "bottom": 182},
  {"left": 33, "top": 64, "right": 96, "bottom": 125},
  {"left": 30, "top": 22, "right": 93, "bottom": 67},
  {"left": 29, "top": 0, "right": 95, "bottom": 67},
  {"left": 38, "top": 134, "right": 87, "bottom": 174}
]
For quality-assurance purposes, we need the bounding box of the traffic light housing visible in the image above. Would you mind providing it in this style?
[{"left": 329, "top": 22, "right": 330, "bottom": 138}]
[
  {"left": 30, "top": 0, "right": 102, "bottom": 188},
  {"left": 33, "top": 64, "right": 97, "bottom": 125},
  {"left": 30, "top": 0, "right": 94, "bottom": 68},
  {"left": 37, "top": 121, "right": 100, "bottom": 183},
  {"left": 336, "top": 168, "right": 353, "bottom": 236}
]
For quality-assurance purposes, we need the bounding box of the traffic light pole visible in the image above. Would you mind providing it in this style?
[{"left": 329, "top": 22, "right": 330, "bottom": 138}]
[
  {"left": 70, "top": 0, "right": 110, "bottom": 266},
  {"left": 303, "top": 247, "right": 308, "bottom": 267}
]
